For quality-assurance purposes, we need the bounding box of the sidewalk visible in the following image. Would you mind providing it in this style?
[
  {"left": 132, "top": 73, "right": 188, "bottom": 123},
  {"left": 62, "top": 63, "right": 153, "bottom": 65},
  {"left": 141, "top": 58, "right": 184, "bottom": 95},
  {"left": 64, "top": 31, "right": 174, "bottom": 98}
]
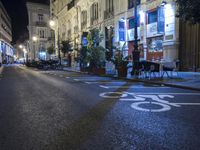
[
  {"left": 62, "top": 66, "right": 200, "bottom": 91},
  {"left": 134, "top": 72, "right": 200, "bottom": 91}
]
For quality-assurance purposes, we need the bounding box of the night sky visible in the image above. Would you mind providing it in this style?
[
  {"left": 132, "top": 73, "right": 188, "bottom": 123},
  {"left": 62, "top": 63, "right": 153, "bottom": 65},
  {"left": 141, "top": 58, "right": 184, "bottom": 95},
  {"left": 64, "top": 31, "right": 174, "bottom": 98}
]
[{"left": 1, "top": 0, "right": 49, "bottom": 44}]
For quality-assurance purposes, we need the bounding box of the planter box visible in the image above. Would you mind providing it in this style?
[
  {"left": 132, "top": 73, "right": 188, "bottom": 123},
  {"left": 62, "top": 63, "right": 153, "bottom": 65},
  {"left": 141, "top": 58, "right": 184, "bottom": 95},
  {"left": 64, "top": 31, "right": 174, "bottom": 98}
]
[
  {"left": 91, "top": 68, "right": 105, "bottom": 75},
  {"left": 117, "top": 67, "right": 128, "bottom": 77},
  {"left": 80, "top": 67, "right": 89, "bottom": 72}
]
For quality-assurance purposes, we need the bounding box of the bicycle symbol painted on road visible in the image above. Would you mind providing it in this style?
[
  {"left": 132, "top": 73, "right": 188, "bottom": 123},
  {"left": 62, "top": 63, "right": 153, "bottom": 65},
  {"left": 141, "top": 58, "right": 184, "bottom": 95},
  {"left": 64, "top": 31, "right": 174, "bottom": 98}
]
[{"left": 99, "top": 92, "right": 200, "bottom": 112}]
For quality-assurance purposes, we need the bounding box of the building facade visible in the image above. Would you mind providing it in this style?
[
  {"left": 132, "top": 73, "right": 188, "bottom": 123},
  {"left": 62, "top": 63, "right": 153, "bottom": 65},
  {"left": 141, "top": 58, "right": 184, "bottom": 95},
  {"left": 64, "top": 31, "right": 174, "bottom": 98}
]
[
  {"left": 50, "top": 0, "right": 178, "bottom": 66},
  {"left": 26, "top": 2, "right": 55, "bottom": 61},
  {"left": 0, "top": 1, "right": 13, "bottom": 64}
]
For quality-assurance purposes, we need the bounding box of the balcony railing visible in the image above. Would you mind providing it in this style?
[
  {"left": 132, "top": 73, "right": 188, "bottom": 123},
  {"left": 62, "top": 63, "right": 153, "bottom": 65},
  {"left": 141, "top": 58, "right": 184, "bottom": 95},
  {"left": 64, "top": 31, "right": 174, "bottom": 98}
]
[
  {"left": 35, "top": 21, "right": 47, "bottom": 27},
  {"left": 104, "top": 10, "right": 114, "bottom": 20},
  {"left": 48, "top": 37, "right": 54, "bottom": 41}
]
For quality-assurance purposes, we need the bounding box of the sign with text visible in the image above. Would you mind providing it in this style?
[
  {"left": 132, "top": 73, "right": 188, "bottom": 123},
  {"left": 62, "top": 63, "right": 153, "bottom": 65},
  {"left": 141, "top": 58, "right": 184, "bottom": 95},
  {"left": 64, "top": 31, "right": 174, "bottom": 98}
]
[
  {"left": 127, "top": 28, "right": 140, "bottom": 41},
  {"left": 147, "top": 23, "right": 161, "bottom": 38}
]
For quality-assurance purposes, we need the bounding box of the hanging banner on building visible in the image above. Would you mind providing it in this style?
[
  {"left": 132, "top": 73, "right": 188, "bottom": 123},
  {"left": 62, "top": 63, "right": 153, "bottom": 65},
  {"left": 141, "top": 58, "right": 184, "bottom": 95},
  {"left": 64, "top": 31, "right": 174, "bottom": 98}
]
[
  {"left": 127, "top": 28, "right": 140, "bottom": 41},
  {"left": 119, "top": 21, "right": 125, "bottom": 41},
  {"left": 82, "top": 32, "right": 88, "bottom": 47},
  {"left": 157, "top": 6, "right": 165, "bottom": 34},
  {"left": 147, "top": 22, "right": 159, "bottom": 38}
]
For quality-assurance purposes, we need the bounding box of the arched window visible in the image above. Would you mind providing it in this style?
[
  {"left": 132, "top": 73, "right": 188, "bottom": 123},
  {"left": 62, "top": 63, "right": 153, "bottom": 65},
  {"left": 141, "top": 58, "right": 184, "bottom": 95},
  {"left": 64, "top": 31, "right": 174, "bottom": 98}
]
[
  {"left": 81, "top": 10, "right": 87, "bottom": 29},
  {"left": 91, "top": 3, "right": 98, "bottom": 25},
  {"left": 106, "top": 0, "right": 114, "bottom": 12}
]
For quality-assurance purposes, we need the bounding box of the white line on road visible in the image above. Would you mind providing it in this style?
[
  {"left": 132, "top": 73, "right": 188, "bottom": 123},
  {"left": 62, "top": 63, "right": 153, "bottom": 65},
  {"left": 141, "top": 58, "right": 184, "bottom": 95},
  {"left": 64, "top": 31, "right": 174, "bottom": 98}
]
[
  {"left": 71, "top": 79, "right": 110, "bottom": 81},
  {"left": 99, "top": 85, "right": 110, "bottom": 89},
  {"left": 173, "top": 103, "right": 200, "bottom": 105},
  {"left": 118, "top": 92, "right": 200, "bottom": 95},
  {"left": 74, "top": 79, "right": 80, "bottom": 81},
  {"left": 83, "top": 81, "right": 126, "bottom": 84},
  {"left": 99, "top": 85, "right": 170, "bottom": 89},
  {"left": 66, "top": 77, "right": 70, "bottom": 79}
]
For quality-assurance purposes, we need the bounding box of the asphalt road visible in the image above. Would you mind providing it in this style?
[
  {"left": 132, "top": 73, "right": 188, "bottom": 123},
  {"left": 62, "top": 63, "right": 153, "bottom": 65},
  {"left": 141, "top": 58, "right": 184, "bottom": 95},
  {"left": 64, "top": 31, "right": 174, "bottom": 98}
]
[{"left": 0, "top": 65, "right": 200, "bottom": 150}]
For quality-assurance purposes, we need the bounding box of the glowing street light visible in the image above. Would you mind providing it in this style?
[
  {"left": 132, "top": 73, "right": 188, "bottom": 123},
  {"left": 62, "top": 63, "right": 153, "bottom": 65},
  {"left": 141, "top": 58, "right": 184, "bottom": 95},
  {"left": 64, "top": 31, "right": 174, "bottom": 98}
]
[
  {"left": 49, "top": 20, "right": 55, "bottom": 27},
  {"left": 23, "top": 48, "right": 27, "bottom": 53},
  {"left": 49, "top": 17, "right": 61, "bottom": 66},
  {"left": 32, "top": 36, "right": 38, "bottom": 42},
  {"left": 19, "top": 44, "right": 23, "bottom": 49}
]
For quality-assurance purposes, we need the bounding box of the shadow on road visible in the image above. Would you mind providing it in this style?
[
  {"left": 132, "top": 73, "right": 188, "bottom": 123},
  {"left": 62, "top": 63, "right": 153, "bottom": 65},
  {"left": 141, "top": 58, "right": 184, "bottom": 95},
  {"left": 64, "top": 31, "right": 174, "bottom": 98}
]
[{"left": 48, "top": 83, "right": 132, "bottom": 149}]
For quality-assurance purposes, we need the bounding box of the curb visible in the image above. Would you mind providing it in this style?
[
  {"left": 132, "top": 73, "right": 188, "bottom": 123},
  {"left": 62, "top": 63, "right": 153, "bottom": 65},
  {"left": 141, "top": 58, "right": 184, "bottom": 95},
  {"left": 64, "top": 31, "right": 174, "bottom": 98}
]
[
  {"left": 0, "top": 66, "right": 4, "bottom": 78},
  {"left": 62, "top": 68, "right": 200, "bottom": 92}
]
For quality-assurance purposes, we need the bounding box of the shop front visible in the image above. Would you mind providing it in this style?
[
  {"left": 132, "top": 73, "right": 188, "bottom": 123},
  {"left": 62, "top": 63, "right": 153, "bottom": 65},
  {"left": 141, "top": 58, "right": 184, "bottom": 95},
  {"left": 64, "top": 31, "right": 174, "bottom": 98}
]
[{"left": 127, "top": 17, "right": 144, "bottom": 60}]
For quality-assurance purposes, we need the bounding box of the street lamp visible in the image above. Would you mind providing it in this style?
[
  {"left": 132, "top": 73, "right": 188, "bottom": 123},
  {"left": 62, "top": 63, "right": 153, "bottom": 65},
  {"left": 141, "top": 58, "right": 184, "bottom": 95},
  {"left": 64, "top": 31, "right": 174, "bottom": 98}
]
[
  {"left": 19, "top": 45, "right": 23, "bottom": 49},
  {"left": 32, "top": 36, "right": 38, "bottom": 60},
  {"left": 49, "top": 18, "right": 61, "bottom": 66},
  {"left": 161, "top": 1, "right": 167, "bottom": 6},
  {"left": 132, "top": 0, "right": 140, "bottom": 76},
  {"left": 32, "top": 36, "right": 38, "bottom": 42},
  {"left": 19, "top": 44, "right": 28, "bottom": 63}
]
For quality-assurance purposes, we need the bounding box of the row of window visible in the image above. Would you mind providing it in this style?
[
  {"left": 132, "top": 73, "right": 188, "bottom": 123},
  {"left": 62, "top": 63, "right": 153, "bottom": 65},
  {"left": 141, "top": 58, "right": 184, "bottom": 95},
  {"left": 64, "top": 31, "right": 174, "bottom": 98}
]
[
  {"left": 0, "top": 40, "right": 13, "bottom": 56},
  {"left": 1, "top": 24, "right": 12, "bottom": 36},
  {"left": 60, "top": 0, "right": 158, "bottom": 39}
]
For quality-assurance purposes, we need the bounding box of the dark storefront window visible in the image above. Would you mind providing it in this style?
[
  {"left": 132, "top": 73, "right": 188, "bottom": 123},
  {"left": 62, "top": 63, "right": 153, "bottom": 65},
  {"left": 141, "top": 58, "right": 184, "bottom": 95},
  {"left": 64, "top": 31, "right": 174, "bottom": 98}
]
[
  {"left": 148, "top": 11, "right": 157, "bottom": 24},
  {"left": 128, "top": 0, "right": 141, "bottom": 9},
  {"left": 128, "top": 17, "right": 140, "bottom": 29}
]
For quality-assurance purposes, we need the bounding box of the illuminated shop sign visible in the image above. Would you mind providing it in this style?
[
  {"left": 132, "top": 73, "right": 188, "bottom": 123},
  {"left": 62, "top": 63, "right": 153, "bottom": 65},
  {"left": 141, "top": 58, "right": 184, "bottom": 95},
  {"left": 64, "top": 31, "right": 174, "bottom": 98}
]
[
  {"left": 147, "top": 36, "right": 163, "bottom": 52},
  {"left": 127, "top": 28, "right": 140, "bottom": 41}
]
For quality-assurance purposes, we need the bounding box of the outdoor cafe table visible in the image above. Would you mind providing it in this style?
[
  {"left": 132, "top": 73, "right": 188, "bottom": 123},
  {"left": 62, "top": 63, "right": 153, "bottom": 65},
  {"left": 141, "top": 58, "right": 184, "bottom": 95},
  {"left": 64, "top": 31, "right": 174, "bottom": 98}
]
[{"left": 153, "top": 61, "right": 175, "bottom": 78}]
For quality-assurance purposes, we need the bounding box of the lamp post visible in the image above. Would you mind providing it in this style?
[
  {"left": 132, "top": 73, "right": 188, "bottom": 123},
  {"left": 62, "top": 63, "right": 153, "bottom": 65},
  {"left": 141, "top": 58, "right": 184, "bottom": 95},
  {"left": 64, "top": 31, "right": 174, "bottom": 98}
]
[
  {"left": 132, "top": 0, "right": 140, "bottom": 76},
  {"left": 49, "top": 19, "right": 61, "bottom": 66},
  {"left": 32, "top": 36, "right": 38, "bottom": 60},
  {"left": 19, "top": 44, "right": 28, "bottom": 64}
]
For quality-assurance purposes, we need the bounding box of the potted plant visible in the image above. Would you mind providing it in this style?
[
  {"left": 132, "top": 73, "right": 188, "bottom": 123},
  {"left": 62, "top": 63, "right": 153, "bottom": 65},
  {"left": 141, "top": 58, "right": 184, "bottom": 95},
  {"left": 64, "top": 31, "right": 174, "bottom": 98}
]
[
  {"left": 112, "top": 50, "right": 129, "bottom": 77},
  {"left": 86, "top": 28, "right": 106, "bottom": 75}
]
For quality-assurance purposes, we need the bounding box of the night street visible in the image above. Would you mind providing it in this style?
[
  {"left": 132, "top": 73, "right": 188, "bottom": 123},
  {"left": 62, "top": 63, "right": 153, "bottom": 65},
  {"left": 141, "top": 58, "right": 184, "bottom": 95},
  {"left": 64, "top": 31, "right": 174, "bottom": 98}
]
[{"left": 0, "top": 65, "right": 200, "bottom": 150}]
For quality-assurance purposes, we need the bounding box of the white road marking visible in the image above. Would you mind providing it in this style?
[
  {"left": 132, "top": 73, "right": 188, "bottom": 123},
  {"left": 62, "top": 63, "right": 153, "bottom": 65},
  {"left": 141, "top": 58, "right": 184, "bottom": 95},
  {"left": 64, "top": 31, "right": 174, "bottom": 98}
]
[
  {"left": 85, "top": 82, "right": 92, "bottom": 84},
  {"left": 131, "top": 102, "right": 172, "bottom": 112},
  {"left": 99, "top": 85, "right": 109, "bottom": 89},
  {"left": 83, "top": 81, "right": 126, "bottom": 84},
  {"left": 71, "top": 78, "right": 110, "bottom": 81},
  {"left": 66, "top": 77, "right": 70, "bottom": 79},
  {"left": 99, "top": 85, "right": 170, "bottom": 89},
  {"left": 74, "top": 79, "right": 80, "bottom": 81},
  {"left": 173, "top": 103, "right": 200, "bottom": 105},
  {"left": 116, "top": 92, "right": 200, "bottom": 95},
  {"left": 99, "top": 91, "right": 200, "bottom": 112}
]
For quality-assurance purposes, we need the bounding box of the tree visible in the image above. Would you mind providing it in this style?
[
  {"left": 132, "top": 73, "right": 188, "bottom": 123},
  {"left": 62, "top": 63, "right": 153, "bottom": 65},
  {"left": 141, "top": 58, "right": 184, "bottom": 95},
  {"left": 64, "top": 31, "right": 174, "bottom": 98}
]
[
  {"left": 87, "top": 28, "right": 104, "bottom": 48},
  {"left": 86, "top": 28, "right": 106, "bottom": 69},
  {"left": 61, "top": 40, "right": 72, "bottom": 57},
  {"left": 47, "top": 45, "right": 55, "bottom": 56},
  {"left": 176, "top": 0, "right": 200, "bottom": 24}
]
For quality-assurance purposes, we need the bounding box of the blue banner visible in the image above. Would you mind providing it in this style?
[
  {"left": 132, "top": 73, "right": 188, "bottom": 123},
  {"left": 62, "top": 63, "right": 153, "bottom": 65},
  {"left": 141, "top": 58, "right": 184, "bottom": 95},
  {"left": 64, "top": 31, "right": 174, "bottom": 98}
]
[
  {"left": 157, "top": 6, "right": 165, "bottom": 34},
  {"left": 119, "top": 21, "right": 125, "bottom": 41},
  {"left": 82, "top": 37, "right": 88, "bottom": 46}
]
